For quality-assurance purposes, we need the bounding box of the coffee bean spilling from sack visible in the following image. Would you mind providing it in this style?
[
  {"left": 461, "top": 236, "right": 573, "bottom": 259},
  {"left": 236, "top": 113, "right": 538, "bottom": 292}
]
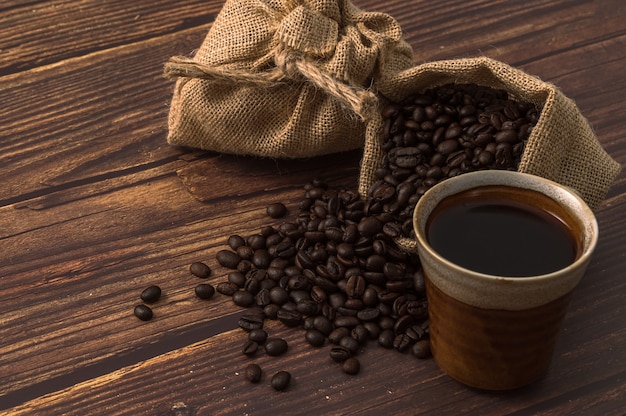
[
  {"left": 370, "top": 83, "right": 539, "bottom": 238},
  {"left": 215, "top": 178, "right": 431, "bottom": 377}
]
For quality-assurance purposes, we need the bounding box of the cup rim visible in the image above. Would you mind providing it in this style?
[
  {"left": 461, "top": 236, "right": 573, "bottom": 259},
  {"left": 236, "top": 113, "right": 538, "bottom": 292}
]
[{"left": 413, "top": 170, "right": 598, "bottom": 283}]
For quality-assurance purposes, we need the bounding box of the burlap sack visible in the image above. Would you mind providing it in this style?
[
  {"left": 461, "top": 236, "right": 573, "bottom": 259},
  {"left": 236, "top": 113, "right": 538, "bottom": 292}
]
[
  {"left": 164, "top": 0, "right": 413, "bottom": 158},
  {"left": 359, "top": 57, "right": 621, "bottom": 211}
]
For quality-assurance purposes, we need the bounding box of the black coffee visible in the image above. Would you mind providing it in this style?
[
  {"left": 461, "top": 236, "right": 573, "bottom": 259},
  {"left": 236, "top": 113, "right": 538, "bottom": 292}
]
[{"left": 426, "top": 186, "right": 578, "bottom": 277}]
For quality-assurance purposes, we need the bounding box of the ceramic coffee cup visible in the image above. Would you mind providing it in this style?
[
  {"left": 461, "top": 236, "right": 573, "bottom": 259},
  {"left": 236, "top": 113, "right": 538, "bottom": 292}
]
[{"left": 412, "top": 170, "right": 598, "bottom": 390}]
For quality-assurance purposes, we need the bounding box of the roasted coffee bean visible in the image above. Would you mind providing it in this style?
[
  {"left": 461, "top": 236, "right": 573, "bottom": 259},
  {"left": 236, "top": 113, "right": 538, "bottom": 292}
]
[
  {"left": 339, "top": 335, "right": 360, "bottom": 354},
  {"left": 358, "top": 217, "right": 383, "bottom": 237},
  {"left": 263, "top": 304, "right": 280, "bottom": 319},
  {"left": 378, "top": 329, "right": 395, "bottom": 348},
  {"left": 228, "top": 271, "right": 246, "bottom": 287},
  {"left": 328, "top": 327, "right": 350, "bottom": 344},
  {"left": 246, "top": 234, "right": 266, "bottom": 250},
  {"left": 329, "top": 346, "right": 352, "bottom": 363},
  {"left": 412, "top": 339, "right": 432, "bottom": 359},
  {"left": 351, "top": 325, "right": 369, "bottom": 344},
  {"left": 271, "top": 371, "right": 291, "bottom": 391},
  {"left": 216, "top": 282, "right": 239, "bottom": 296},
  {"left": 238, "top": 314, "right": 264, "bottom": 331},
  {"left": 267, "top": 202, "right": 288, "bottom": 218},
  {"left": 242, "top": 340, "right": 259, "bottom": 356},
  {"left": 362, "top": 287, "right": 379, "bottom": 307},
  {"left": 297, "top": 299, "right": 319, "bottom": 316},
  {"left": 356, "top": 307, "right": 380, "bottom": 321},
  {"left": 333, "top": 315, "right": 360, "bottom": 328},
  {"left": 248, "top": 328, "right": 268, "bottom": 344},
  {"left": 140, "top": 285, "right": 161, "bottom": 303},
  {"left": 265, "top": 338, "right": 289, "bottom": 356},
  {"left": 393, "top": 333, "right": 412, "bottom": 352},
  {"left": 232, "top": 290, "right": 255, "bottom": 307},
  {"left": 345, "top": 275, "right": 366, "bottom": 298},
  {"left": 363, "top": 321, "right": 381, "bottom": 340},
  {"left": 236, "top": 245, "right": 254, "bottom": 260},
  {"left": 195, "top": 283, "right": 216, "bottom": 300},
  {"left": 245, "top": 363, "right": 262, "bottom": 383},
  {"left": 251, "top": 249, "right": 271, "bottom": 269},
  {"left": 216, "top": 250, "right": 241, "bottom": 269},
  {"left": 342, "top": 357, "right": 360, "bottom": 375},
  {"left": 305, "top": 329, "right": 326, "bottom": 347},
  {"left": 313, "top": 315, "right": 334, "bottom": 336},
  {"left": 277, "top": 309, "right": 303, "bottom": 327},
  {"left": 134, "top": 304, "right": 153, "bottom": 321},
  {"left": 269, "top": 286, "right": 290, "bottom": 305},
  {"left": 405, "top": 325, "right": 426, "bottom": 342},
  {"left": 189, "top": 262, "right": 212, "bottom": 278}
]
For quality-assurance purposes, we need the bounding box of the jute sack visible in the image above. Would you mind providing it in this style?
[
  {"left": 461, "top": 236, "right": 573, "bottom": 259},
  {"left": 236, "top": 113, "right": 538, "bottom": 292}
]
[
  {"left": 359, "top": 57, "right": 622, "bottom": 212},
  {"left": 164, "top": 0, "right": 413, "bottom": 158}
]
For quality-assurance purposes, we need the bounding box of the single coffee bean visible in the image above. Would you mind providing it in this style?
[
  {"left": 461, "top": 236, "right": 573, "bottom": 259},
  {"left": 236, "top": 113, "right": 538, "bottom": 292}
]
[
  {"left": 328, "top": 327, "right": 350, "bottom": 344},
  {"left": 248, "top": 328, "right": 268, "bottom": 344},
  {"left": 265, "top": 338, "right": 289, "bottom": 356},
  {"left": 329, "top": 346, "right": 352, "bottom": 363},
  {"left": 267, "top": 202, "right": 288, "bottom": 219},
  {"left": 216, "top": 282, "right": 239, "bottom": 296},
  {"left": 238, "top": 314, "right": 264, "bottom": 331},
  {"left": 271, "top": 371, "right": 291, "bottom": 391},
  {"left": 339, "top": 336, "right": 360, "bottom": 354},
  {"left": 134, "top": 304, "right": 153, "bottom": 321},
  {"left": 245, "top": 363, "right": 262, "bottom": 383},
  {"left": 305, "top": 329, "right": 326, "bottom": 347},
  {"left": 263, "top": 304, "right": 280, "bottom": 319},
  {"left": 358, "top": 217, "right": 383, "bottom": 237},
  {"left": 227, "top": 235, "right": 246, "bottom": 250},
  {"left": 269, "top": 286, "right": 290, "bottom": 305},
  {"left": 277, "top": 309, "right": 303, "bottom": 327},
  {"left": 140, "top": 285, "right": 161, "bottom": 303},
  {"left": 252, "top": 249, "right": 271, "bottom": 269},
  {"left": 412, "top": 339, "right": 432, "bottom": 359},
  {"left": 232, "top": 290, "right": 255, "bottom": 307},
  {"left": 313, "top": 315, "right": 333, "bottom": 336},
  {"left": 216, "top": 250, "right": 241, "bottom": 269},
  {"left": 393, "top": 333, "right": 412, "bottom": 352},
  {"left": 242, "top": 340, "right": 259, "bottom": 356},
  {"left": 378, "top": 329, "right": 395, "bottom": 348},
  {"left": 342, "top": 357, "right": 360, "bottom": 375},
  {"left": 195, "top": 283, "right": 216, "bottom": 300},
  {"left": 189, "top": 262, "right": 212, "bottom": 278},
  {"left": 334, "top": 315, "right": 360, "bottom": 328},
  {"left": 236, "top": 245, "right": 254, "bottom": 260}
]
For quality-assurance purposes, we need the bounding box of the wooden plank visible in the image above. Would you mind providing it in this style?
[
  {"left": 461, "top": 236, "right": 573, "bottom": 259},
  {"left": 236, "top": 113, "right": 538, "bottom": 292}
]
[
  {"left": 0, "top": 0, "right": 223, "bottom": 75},
  {"left": 0, "top": 25, "right": 206, "bottom": 204},
  {"left": 4, "top": 310, "right": 626, "bottom": 415}
]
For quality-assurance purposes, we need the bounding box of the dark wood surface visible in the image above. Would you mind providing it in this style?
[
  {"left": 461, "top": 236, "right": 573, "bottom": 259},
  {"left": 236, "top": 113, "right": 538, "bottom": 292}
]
[{"left": 1, "top": 0, "right": 625, "bottom": 414}]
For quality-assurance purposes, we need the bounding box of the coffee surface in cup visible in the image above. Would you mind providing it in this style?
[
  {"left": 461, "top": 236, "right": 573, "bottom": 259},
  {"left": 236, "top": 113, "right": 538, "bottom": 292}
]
[{"left": 426, "top": 186, "right": 578, "bottom": 277}]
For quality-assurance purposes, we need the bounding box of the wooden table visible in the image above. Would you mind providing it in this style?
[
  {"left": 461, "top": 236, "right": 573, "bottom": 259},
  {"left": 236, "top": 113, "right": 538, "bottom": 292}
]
[{"left": 1, "top": 0, "right": 625, "bottom": 414}]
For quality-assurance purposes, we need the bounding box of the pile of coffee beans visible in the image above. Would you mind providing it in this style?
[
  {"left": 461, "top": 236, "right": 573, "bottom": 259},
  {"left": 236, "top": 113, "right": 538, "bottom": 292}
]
[
  {"left": 371, "top": 83, "right": 538, "bottom": 238},
  {"left": 215, "top": 178, "right": 431, "bottom": 377},
  {"left": 134, "top": 83, "right": 540, "bottom": 389}
]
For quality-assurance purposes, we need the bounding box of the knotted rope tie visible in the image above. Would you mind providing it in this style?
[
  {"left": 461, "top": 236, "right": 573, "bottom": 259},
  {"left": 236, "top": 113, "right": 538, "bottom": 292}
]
[{"left": 164, "top": 53, "right": 379, "bottom": 122}]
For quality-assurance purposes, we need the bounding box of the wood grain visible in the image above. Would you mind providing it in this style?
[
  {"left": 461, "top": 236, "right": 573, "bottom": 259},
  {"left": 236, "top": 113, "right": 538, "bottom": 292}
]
[{"left": 1, "top": 0, "right": 625, "bottom": 414}]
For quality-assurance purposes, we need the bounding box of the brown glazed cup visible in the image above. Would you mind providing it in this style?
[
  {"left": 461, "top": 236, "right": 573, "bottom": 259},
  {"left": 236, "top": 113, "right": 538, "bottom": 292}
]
[{"left": 413, "top": 170, "right": 598, "bottom": 391}]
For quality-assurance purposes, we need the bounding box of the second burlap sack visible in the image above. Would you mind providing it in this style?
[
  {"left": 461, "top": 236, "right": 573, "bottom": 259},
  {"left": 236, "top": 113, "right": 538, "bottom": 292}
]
[{"left": 359, "top": 57, "right": 621, "bottom": 212}]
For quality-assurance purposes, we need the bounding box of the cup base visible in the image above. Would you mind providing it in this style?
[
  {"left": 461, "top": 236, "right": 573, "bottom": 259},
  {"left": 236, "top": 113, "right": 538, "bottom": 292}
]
[{"left": 426, "top": 277, "right": 572, "bottom": 391}]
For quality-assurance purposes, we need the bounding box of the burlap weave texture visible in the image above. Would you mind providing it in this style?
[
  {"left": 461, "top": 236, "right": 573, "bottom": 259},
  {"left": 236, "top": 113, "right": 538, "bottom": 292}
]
[{"left": 164, "top": 0, "right": 413, "bottom": 158}]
